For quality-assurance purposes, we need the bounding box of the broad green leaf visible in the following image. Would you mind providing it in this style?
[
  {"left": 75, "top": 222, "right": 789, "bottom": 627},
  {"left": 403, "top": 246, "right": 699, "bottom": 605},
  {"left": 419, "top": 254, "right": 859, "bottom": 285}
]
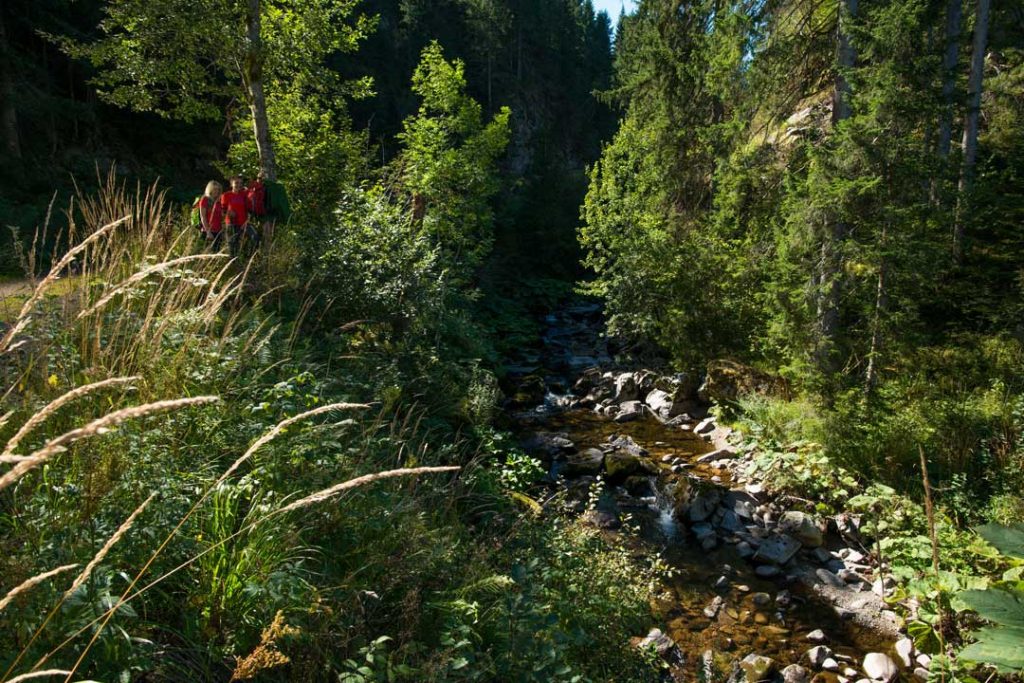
[
  {"left": 976, "top": 523, "right": 1024, "bottom": 559},
  {"left": 959, "top": 625, "right": 1024, "bottom": 672},
  {"left": 956, "top": 588, "right": 1024, "bottom": 627}
]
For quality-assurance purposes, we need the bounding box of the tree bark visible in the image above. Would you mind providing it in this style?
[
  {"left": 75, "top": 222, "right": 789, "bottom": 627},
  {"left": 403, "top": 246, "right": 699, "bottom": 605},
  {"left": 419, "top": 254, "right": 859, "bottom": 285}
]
[
  {"left": 936, "top": 0, "right": 962, "bottom": 160},
  {"left": 952, "top": 0, "right": 989, "bottom": 265},
  {"left": 0, "top": 11, "right": 20, "bottom": 160},
  {"left": 817, "top": 0, "right": 857, "bottom": 377},
  {"left": 245, "top": 0, "right": 277, "bottom": 181}
]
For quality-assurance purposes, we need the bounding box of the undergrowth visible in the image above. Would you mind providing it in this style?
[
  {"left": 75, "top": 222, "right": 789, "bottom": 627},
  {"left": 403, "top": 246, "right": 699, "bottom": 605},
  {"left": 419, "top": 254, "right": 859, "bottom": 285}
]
[{"left": 0, "top": 182, "right": 660, "bottom": 682}]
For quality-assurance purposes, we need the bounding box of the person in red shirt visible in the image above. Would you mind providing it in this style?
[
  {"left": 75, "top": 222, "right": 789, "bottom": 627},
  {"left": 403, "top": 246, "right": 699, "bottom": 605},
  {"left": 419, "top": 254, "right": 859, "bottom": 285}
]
[
  {"left": 220, "top": 175, "right": 260, "bottom": 256},
  {"left": 195, "top": 180, "right": 224, "bottom": 248}
]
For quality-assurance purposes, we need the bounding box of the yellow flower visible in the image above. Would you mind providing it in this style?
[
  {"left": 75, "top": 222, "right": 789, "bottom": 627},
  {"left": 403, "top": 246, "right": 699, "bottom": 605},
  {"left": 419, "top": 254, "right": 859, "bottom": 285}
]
[{"left": 47, "top": 374, "right": 59, "bottom": 388}]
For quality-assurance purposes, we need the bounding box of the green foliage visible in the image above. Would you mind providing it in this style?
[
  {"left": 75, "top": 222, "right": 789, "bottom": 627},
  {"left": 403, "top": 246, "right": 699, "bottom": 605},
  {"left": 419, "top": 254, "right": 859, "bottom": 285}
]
[
  {"left": 397, "top": 41, "right": 510, "bottom": 280},
  {"left": 954, "top": 524, "right": 1024, "bottom": 673}
]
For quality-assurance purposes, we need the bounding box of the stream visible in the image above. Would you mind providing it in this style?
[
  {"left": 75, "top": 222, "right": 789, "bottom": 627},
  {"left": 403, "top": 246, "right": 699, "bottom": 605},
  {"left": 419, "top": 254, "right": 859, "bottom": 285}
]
[{"left": 504, "top": 302, "right": 904, "bottom": 682}]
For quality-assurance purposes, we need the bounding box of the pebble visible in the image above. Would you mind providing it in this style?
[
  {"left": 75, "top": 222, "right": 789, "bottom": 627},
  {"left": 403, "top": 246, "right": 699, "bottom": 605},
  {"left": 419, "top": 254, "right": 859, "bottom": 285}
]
[
  {"left": 752, "top": 592, "right": 772, "bottom": 607},
  {"left": 807, "top": 645, "right": 833, "bottom": 668},
  {"left": 714, "top": 575, "right": 730, "bottom": 591},
  {"left": 775, "top": 590, "right": 792, "bottom": 607},
  {"left": 863, "top": 653, "right": 898, "bottom": 682},
  {"left": 913, "top": 668, "right": 929, "bottom": 681},
  {"left": 737, "top": 541, "right": 755, "bottom": 558},
  {"left": 822, "top": 658, "right": 840, "bottom": 672},
  {"left": 736, "top": 584, "right": 751, "bottom": 592},
  {"left": 704, "top": 595, "right": 724, "bottom": 618},
  {"left": 755, "top": 564, "right": 782, "bottom": 578},
  {"left": 915, "top": 654, "right": 931, "bottom": 669},
  {"left": 805, "top": 629, "right": 828, "bottom": 643},
  {"left": 754, "top": 612, "right": 770, "bottom": 625}
]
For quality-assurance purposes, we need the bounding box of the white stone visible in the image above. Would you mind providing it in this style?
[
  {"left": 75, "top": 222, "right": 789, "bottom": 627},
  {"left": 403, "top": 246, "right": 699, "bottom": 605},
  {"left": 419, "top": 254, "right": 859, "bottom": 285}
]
[
  {"left": 915, "top": 654, "right": 931, "bottom": 669},
  {"left": 807, "top": 645, "right": 833, "bottom": 668},
  {"left": 863, "top": 653, "right": 899, "bottom": 682},
  {"left": 894, "top": 638, "right": 915, "bottom": 668},
  {"left": 822, "top": 658, "right": 840, "bottom": 672},
  {"left": 805, "top": 629, "right": 828, "bottom": 643}
]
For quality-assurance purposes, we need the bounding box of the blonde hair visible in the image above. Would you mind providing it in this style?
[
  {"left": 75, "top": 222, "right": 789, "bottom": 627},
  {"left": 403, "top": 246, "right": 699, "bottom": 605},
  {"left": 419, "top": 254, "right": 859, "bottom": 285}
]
[{"left": 204, "top": 181, "right": 222, "bottom": 197}]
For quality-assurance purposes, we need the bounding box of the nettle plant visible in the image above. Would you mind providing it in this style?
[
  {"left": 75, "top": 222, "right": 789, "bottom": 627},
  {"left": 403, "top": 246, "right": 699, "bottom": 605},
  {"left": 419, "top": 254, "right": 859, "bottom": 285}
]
[{"left": 954, "top": 523, "right": 1024, "bottom": 674}]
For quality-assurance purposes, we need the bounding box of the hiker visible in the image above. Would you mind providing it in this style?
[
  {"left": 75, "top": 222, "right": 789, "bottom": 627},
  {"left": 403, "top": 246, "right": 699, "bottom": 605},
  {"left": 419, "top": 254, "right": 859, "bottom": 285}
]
[
  {"left": 220, "top": 175, "right": 259, "bottom": 257},
  {"left": 247, "top": 170, "right": 291, "bottom": 244},
  {"left": 192, "top": 181, "right": 224, "bottom": 249}
]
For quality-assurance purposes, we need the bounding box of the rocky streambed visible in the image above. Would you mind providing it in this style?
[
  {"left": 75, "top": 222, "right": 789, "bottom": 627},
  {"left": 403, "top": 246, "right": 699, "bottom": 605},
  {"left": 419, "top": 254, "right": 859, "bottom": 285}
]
[{"left": 505, "top": 303, "right": 930, "bottom": 683}]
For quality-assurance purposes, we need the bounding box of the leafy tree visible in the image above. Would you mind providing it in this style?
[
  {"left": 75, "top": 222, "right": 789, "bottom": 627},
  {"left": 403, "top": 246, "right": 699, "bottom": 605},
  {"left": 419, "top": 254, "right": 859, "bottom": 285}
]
[
  {"left": 397, "top": 41, "right": 510, "bottom": 281},
  {"left": 55, "top": 0, "right": 372, "bottom": 180}
]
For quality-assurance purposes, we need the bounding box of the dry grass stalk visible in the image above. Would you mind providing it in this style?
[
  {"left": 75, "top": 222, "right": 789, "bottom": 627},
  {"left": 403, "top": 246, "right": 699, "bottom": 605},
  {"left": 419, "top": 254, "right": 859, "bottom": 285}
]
[
  {"left": 63, "top": 493, "right": 156, "bottom": 601},
  {"left": 0, "top": 410, "right": 13, "bottom": 432},
  {"left": 57, "top": 401, "right": 370, "bottom": 678},
  {"left": 0, "top": 216, "right": 129, "bottom": 355},
  {"left": 76, "top": 254, "right": 227, "bottom": 320},
  {"left": 6, "top": 669, "right": 74, "bottom": 683},
  {"left": 219, "top": 403, "right": 369, "bottom": 483},
  {"left": 230, "top": 611, "right": 299, "bottom": 681},
  {"left": 33, "top": 463, "right": 462, "bottom": 676},
  {"left": 0, "top": 396, "right": 219, "bottom": 492},
  {"left": 0, "top": 564, "right": 78, "bottom": 614},
  {"left": 1, "top": 377, "right": 140, "bottom": 459},
  {"left": 278, "top": 466, "right": 460, "bottom": 514}
]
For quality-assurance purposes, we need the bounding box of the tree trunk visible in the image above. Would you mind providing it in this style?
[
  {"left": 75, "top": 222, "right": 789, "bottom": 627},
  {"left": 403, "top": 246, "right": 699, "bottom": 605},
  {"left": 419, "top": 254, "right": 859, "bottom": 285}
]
[
  {"left": 832, "top": 0, "right": 857, "bottom": 125},
  {"left": 952, "top": 0, "right": 989, "bottom": 265},
  {"left": 245, "top": 0, "right": 277, "bottom": 181},
  {"left": 0, "top": 11, "right": 20, "bottom": 160},
  {"left": 936, "top": 0, "right": 962, "bottom": 160},
  {"left": 931, "top": 0, "right": 961, "bottom": 204},
  {"left": 865, "top": 193, "right": 890, "bottom": 394},
  {"left": 817, "top": 0, "right": 857, "bottom": 376}
]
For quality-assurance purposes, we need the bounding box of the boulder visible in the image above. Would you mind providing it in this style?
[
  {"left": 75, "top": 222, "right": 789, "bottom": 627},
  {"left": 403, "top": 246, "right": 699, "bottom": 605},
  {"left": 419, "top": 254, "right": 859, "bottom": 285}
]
[
  {"left": 614, "top": 373, "right": 639, "bottom": 402},
  {"left": 563, "top": 448, "right": 605, "bottom": 476},
  {"left": 695, "top": 417, "right": 717, "bottom": 434},
  {"left": 520, "top": 431, "right": 575, "bottom": 457},
  {"left": 646, "top": 388, "right": 685, "bottom": 419},
  {"left": 624, "top": 476, "right": 654, "bottom": 497},
  {"left": 635, "top": 628, "right": 676, "bottom": 659},
  {"left": 740, "top": 654, "right": 776, "bottom": 682},
  {"left": 862, "top": 653, "right": 898, "bottom": 682},
  {"left": 779, "top": 511, "right": 824, "bottom": 547},
  {"left": 614, "top": 400, "right": 645, "bottom": 423},
  {"left": 604, "top": 451, "right": 645, "bottom": 482},
  {"left": 753, "top": 534, "right": 802, "bottom": 565},
  {"left": 512, "top": 374, "right": 547, "bottom": 405},
  {"left": 815, "top": 568, "right": 846, "bottom": 589},
  {"left": 609, "top": 434, "right": 649, "bottom": 457},
  {"left": 686, "top": 487, "right": 723, "bottom": 523},
  {"left": 698, "top": 359, "right": 790, "bottom": 404},
  {"left": 782, "top": 665, "right": 811, "bottom": 683}
]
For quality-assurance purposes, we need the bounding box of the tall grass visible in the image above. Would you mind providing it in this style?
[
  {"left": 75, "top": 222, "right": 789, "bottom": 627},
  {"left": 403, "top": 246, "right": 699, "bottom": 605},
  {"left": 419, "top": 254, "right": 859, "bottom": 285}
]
[{"left": 0, "top": 180, "right": 460, "bottom": 682}]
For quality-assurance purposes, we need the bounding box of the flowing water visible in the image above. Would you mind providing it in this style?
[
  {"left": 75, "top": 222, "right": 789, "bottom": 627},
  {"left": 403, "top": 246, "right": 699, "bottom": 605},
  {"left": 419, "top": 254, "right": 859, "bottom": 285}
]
[{"left": 506, "top": 303, "right": 895, "bottom": 680}]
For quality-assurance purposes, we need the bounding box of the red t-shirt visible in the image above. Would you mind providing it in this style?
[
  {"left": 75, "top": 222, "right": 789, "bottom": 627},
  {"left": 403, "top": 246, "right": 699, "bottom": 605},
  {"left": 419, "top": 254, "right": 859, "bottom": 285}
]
[
  {"left": 199, "top": 196, "right": 223, "bottom": 233},
  {"left": 220, "top": 190, "right": 249, "bottom": 228}
]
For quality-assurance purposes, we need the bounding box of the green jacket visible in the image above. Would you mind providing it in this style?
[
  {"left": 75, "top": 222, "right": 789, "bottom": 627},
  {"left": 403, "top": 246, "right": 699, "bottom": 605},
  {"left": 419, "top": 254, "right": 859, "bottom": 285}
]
[{"left": 266, "top": 181, "right": 292, "bottom": 222}]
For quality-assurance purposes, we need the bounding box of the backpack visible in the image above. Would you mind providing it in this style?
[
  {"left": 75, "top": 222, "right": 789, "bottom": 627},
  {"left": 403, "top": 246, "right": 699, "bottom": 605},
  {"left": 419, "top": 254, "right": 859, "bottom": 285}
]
[
  {"left": 190, "top": 196, "right": 205, "bottom": 230},
  {"left": 250, "top": 183, "right": 267, "bottom": 217}
]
